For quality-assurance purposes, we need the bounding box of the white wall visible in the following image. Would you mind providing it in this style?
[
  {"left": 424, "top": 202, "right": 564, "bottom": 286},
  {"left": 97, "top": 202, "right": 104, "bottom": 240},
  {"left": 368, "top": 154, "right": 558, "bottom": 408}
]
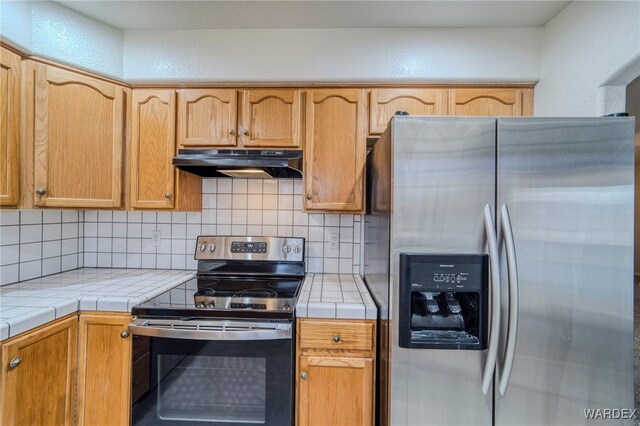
[
  {"left": 0, "top": 0, "right": 124, "bottom": 79},
  {"left": 123, "top": 28, "right": 541, "bottom": 83},
  {"left": 535, "top": 1, "right": 640, "bottom": 116}
]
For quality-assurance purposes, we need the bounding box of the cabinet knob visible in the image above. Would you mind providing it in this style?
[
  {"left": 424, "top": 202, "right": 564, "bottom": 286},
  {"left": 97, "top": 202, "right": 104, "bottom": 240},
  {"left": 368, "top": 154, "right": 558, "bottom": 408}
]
[
  {"left": 305, "top": 195, "right": 312, "bottom": 200},
  {"left": 332, "top": 335, "right": 341, "bottom": 343},
  {"left": 35, "top": 188, "right": 47, "bottom": 196},
  {"left": 300, "top": 371, "right": 308, "bottom": 380},
  {"left": 243, "top": 128, "right": 250, "bottom": 136},
  {"left": 9, "top": 356, "right": 22, "bottom": 369},
  {"left": 229, "top": 129, "right": 236, "bottom": 136},
  {"left": 164, "top": 193, "right": 172, "bottom": 199},
  {"left": 120, "top": 331, "right": 130, "bottom": 339}
]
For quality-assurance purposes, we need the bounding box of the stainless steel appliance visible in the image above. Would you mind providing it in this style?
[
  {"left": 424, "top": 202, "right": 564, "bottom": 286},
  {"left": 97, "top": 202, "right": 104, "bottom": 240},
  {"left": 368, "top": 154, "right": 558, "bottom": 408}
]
[
  {"left": 172, "top": 149, "right": 302, "bottom": 178},
  {"left": 129, "top": 236, "right": 305, "bottom": 426},
  {"left": 363, "top": 116, "right": 635, "bottom": 425}
]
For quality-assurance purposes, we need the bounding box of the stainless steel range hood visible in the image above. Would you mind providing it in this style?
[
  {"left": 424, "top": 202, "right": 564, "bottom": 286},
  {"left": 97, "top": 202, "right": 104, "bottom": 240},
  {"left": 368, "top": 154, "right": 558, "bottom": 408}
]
[{"left": 172, "top": 149, "right": 303, "bottom": 179}]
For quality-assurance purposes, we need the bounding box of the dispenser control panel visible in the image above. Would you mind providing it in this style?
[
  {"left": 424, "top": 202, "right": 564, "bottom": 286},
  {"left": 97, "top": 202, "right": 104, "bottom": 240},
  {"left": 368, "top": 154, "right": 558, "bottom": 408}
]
[{"left": 409, "top": 259, "right": 484, "bottom": 291}]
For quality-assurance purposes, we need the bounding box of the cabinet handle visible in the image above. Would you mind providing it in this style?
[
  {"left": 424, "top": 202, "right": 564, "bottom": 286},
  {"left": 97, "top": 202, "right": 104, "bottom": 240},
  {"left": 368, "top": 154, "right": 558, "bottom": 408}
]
[
  {"left": 35, "top": 188, "right": 47, "bottom": 196},
  {"left": 164, "top": 193, "right": 172, "bottom": 199},
  {"left": 332, "top": 335, "right": 341, "bottom": 343},
  {"left": 229, "top": 129, "right": 236, "bottom": 136},
  {"left": 9, "top": 356, "right": 22, "bottom": 369},
  {"left": 243, "top": 128, "right": 250, "bottom": 136},
  {"left": 300, "top": 371, "right": 308, "bottom": 380},
  {"left": 305, "top": 195, "right": 312, "bottom": 200},
  {"left": 120, "top": 331, "right": 130, "bottom": 339}
]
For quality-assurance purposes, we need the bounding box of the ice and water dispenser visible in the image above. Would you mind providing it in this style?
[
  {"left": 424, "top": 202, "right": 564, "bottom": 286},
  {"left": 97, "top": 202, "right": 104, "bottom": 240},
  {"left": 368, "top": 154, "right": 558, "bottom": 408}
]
[{"left": 398, "top": 254, "right": 488, "bottom": 350}]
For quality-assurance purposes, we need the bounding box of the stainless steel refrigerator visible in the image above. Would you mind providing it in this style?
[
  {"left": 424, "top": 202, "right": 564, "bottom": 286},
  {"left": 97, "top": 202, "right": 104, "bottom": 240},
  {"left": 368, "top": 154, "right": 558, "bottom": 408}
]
[{"left": 363, "top": 116, "right": 635, "bottom": 426}]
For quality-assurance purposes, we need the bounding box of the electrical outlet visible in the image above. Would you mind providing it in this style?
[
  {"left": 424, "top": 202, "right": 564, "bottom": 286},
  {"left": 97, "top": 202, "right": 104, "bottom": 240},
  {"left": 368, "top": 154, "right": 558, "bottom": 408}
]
[
  {"left": 152, "top": 230, "right": 161, "bottom": 246},
  {"left": 329, "top": 233, "right": 339, "bottom": 250}
]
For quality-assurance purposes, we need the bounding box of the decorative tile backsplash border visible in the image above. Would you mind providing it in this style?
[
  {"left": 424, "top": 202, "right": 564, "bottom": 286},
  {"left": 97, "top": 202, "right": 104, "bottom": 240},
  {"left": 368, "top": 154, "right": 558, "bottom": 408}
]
[
  {"left": 0, "top": 178, "right": 363, "bottom": 285},
  {"left": 0, "top": 210, "right": 84, "bottom": 286}
]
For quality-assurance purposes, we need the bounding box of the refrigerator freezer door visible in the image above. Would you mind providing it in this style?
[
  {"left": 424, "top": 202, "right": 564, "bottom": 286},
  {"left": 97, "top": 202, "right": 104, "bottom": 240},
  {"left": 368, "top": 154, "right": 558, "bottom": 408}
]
[
  {"left": 496, "top": 117, "right": 635, "bottom": 425},
  {"left": 390, "top": 117, "right": 496, "bottom": 426}
]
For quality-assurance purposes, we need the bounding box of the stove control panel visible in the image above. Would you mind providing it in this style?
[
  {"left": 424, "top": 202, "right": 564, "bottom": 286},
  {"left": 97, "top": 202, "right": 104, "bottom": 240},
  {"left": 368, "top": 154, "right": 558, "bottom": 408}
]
[
  {"left": 195, "top": 236, "right": 304, "bottom": 261},
  {"left": 231, "top": 241, "right": 267, "bottom": 254}
]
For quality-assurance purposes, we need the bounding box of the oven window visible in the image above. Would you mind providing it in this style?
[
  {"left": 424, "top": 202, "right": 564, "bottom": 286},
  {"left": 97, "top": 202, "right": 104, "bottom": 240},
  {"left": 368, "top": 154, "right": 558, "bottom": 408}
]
[
  {"left": 132, "top": 337, "right": 293, "bottom": 426},
  {"left": 158, "top": 355, "right": 266, "bottom": 423}
]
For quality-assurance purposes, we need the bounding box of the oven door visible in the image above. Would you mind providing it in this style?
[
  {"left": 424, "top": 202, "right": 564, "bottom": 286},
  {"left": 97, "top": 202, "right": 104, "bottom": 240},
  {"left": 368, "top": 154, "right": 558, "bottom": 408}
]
[{"left": 128, "top": 319, "right": 293, "bottom": 426}]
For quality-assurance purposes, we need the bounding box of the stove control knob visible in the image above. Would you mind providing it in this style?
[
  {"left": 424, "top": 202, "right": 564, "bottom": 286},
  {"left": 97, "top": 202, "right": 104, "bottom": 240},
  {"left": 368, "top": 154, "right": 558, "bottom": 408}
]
[
  {"left": 292, "top": 245, "right": 301, "bottom": 254},
  {"left": 282, "top": 244, "right": 291, "bottom": 254},
  {"left": 199, "top": 244, "right": 206, "bottom": 252},
  {"left": 197, "top": 302, "right": 206, "bottom": 308},
  {"left": 207, "top": 303, "right": 215, "bottom": 309},
  {"left": 208, "top": 244, "right": 216, "bottom": 252}
]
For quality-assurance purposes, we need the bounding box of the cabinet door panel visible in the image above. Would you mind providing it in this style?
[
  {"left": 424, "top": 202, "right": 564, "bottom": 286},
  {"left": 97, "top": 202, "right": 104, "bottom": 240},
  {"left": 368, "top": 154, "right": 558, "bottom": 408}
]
[
  {"left": 298, "top": 356, "right": 373, "bottom": 426},
  {"left": 131, "top": 89, "right": 176, "bottom": 209},
  {"left": 77, "top": 313, "right": 132, "bottom": 426},
  {"left": 33, "top": 64, "right": 124, "bottom": 208},
  {"left": 305, "top": 89, "right": 366, "bottom": 212},
  {"left": 178, "top": 89, "right": 237, "bottom": 147},
  {"left": 239, "top": 89, "right": 301, "bottom": 147},
  {"left": 1, "top": 316, "right": 77, "bottom": 426},
  {"left": 369, "top": 88, "right": 447, "bottom": 134},
  {"left": 0, "top": 47, "right": 21, "bottom": 206},
  {"left": 449, "top": 88, "right": 529, "bottom": 116}
]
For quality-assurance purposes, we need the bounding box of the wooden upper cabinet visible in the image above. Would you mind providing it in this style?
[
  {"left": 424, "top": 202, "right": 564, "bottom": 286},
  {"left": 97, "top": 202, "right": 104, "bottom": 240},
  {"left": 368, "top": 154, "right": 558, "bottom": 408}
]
[
  {"left": 77, "top": 313, "right": 132, "bottom": 426},
  {"left": 239, "top": 89, "right": 302, "bottom": 147},
  {"left": 33, "top": 64, "right": 124, "bottom": 208},
  {"left": 0, "top": 48, "right": 21, "bottom": 207},
  {"left": 177, "top": 89, "right": 237, "bottom": 147},
  {"left": 1, "top": 316, "right": 77, "bottom": 426},
  {"left": 369, "top": 88, "right": 448, "bottom": 134},
  {"left": 448, "top": 88, "right": 533, "bottom": 116},
  {"left": 130, "top": 89, "right": 176, "bottom": 209},
  {"left": 304, "top": 89, "right": 366, "bottom": 212}
]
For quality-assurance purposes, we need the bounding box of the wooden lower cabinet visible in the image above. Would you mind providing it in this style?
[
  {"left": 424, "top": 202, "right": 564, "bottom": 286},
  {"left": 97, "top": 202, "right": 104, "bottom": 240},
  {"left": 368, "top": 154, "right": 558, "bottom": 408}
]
[
  {"left": 297, "top": 318, "right": 375, "bottom": 426},
  {"left": 77, "top": 312, "right": 132, "bottom": 426},
  {"left": 0, "top": 315, "right": 77, "bottom": 426}
]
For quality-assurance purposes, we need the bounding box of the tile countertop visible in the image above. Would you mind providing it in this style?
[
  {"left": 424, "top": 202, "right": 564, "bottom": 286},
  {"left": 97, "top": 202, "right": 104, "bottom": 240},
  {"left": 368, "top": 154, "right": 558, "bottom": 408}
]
[
  {"left": 0, "top": 268, "right": 196, "bottom": 341},
  {"left": 296, "top": 274, "right": 377, "bottom": 320}
]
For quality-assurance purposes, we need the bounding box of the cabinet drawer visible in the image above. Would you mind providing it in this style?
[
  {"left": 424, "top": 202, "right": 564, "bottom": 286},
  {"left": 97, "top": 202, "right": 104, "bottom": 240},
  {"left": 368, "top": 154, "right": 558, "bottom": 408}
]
[{"left": 299, "top": 320, "right": 373, "bottom": 352}]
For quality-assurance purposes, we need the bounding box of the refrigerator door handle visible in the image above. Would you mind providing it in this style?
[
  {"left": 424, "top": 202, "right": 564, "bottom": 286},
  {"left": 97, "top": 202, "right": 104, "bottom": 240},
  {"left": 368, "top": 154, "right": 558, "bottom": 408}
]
[
  {"left": 499, "top": 203, "right": 519, "bottom": 396},
  {"left": 481, "top": 204, "right": 500, "bottom": 395}
]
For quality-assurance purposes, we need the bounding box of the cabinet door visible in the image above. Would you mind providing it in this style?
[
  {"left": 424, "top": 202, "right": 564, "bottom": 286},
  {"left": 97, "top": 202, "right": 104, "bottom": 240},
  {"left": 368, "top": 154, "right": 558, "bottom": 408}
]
[
  {"left": 0, "top": 316, "right": 77, "bottom": 426},
  {"left": 130, "top": 89, "right": 176, "bottom": 209},
  {"left": 33, "top": 64, "right": 124, "bottom": 208},
  {"left": 239, "top": 89, "right": 301, "bottom": 147},
  {"left": 304, "top": 89, "right": 366, "bottom": 212},
  {"left": 0, "top": 47, "right": 21, "bottom": 206},
  {"left": 448, "top": 88, "right": 533, "bottom": 116},
  {"left": 369, "top": 88, "right": 447, "bottom": 134},
  {"left": 77, "top": 313, "right": 132, "bottom": 426},
  {"left": 177, "top": 89, "right": 237, "bottom": 147},
  {"left": 298, "top": 356, "right": 373, "bottom": 426}
]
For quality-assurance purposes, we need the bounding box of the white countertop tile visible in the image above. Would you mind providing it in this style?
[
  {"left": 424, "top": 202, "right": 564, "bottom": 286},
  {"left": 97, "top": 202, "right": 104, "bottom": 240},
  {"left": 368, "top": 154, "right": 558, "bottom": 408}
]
[
  {"left": 296, "top": 274, "right": 377, "bottom": 320},
  {"left": 0, "top": 268, "right": 196, "bottom": 341}
]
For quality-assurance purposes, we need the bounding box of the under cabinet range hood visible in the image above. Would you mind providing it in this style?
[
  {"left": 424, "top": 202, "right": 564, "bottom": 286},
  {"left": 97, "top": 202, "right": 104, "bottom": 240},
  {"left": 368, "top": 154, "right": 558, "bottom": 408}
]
[{"left": 172, "top": 149, "right": 303, "bottom": 179}]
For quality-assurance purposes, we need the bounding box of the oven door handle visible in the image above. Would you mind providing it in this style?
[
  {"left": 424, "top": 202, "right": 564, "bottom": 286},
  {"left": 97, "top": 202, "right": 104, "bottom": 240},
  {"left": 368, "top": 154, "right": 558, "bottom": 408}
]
[{"left": 128, "top": 319, "right": 292, "bottom": 341}]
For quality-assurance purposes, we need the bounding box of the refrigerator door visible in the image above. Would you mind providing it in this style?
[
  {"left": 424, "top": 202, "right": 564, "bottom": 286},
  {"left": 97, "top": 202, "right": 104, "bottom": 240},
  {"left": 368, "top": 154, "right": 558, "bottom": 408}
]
[
  {"left": 496, "top": 117, "right": 635, "bottom": 425},
  {"left": 390, "top": 117, "right": 496, "bottom": 426}
]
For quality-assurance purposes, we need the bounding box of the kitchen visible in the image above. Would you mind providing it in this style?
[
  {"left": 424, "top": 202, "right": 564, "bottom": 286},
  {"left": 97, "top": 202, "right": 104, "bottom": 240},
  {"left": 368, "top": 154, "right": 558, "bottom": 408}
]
[{"left": 0, "top": 1, "right": 638, "bottom": 425}]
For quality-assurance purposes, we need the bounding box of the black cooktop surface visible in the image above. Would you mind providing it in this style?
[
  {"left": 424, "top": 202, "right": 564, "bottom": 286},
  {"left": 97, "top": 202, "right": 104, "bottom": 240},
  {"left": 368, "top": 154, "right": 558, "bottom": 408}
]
[{"left": 131, "top": 276, "right": 302, "bottom": 320}]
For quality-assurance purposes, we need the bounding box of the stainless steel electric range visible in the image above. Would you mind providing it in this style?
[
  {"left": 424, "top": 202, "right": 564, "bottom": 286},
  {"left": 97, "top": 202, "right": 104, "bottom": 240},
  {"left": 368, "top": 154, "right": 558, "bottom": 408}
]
[{"left": 128, "top": 236, "right": 305, "bottom": 426}]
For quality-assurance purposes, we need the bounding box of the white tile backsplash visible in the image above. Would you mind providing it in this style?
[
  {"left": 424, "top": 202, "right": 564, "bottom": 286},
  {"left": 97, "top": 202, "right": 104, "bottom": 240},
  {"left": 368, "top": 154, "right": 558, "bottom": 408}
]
[
  {"left": 0, "top": 210, "right": 83, "bottom": 286},
  {"left": 0, "top": 178, "right": 363, "bottom": 282}
]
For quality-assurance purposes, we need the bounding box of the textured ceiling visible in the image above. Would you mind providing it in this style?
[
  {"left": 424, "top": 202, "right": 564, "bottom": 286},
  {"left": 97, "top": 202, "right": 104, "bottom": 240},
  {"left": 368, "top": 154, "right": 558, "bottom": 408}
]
[{"left": 54, "top": 1, "right": 572, "bottom": 30}]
